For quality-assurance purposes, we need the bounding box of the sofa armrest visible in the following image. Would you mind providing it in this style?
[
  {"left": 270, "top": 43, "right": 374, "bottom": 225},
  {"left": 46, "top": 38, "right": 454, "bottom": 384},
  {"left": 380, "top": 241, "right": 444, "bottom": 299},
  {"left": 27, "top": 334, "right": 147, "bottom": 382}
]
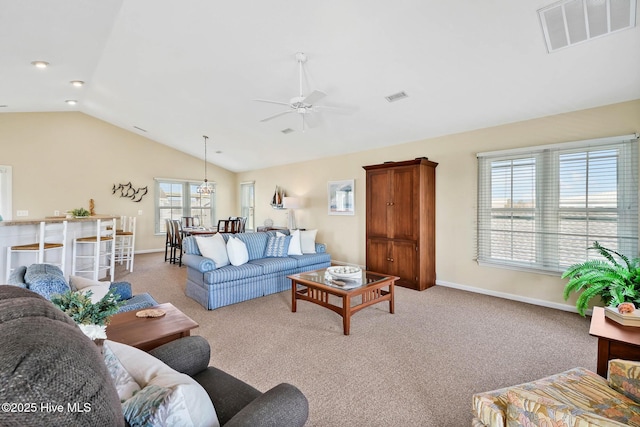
[
  {"left": 224, "top": 383, "right": 309, "bottom": 427},
  {"left": 148, "top": 336, "right": 210, "bottom": 376},
  {"left": 315, "top": 243, "right": 326, "bottom": 253},
  {"left": 608, "top": 359, "right": 640, "bottom": 404},
  {"left": 183, "top": 254, "right": 216, "bottom": 272}
]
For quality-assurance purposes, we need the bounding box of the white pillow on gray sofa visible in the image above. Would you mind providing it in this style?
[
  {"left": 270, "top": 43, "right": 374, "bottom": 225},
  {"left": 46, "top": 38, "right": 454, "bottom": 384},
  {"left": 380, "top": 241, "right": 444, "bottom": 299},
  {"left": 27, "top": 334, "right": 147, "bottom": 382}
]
[{"left": 104, "top": 340, "right": 219, "bottom": 427}]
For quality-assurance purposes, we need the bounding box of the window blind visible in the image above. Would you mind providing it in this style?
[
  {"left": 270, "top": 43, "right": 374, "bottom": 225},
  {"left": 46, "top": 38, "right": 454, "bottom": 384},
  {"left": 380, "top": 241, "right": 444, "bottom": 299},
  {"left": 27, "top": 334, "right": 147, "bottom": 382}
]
[{"left": 477, "top": 134, "right": 639, "bottom": 274}]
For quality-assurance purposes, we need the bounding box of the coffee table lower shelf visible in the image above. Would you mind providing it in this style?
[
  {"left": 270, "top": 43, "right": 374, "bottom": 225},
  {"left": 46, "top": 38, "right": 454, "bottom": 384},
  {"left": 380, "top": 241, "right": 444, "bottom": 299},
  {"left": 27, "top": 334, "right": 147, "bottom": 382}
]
[{"left": 289, "top": 269, "right": 398, "bottom": 335}]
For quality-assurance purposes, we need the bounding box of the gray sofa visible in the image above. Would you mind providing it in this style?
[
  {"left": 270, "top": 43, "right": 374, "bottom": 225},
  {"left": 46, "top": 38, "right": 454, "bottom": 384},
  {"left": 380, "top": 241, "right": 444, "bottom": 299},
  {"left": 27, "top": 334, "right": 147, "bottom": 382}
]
[
  {"left": 7, "top": 263, "right": 157, "bottom": 312},
  {"left": 183, "top": 231, "right": 331, "bottom": 310},
  {"left": 0, "top": 285, "right": 309, "bottom": 426}
]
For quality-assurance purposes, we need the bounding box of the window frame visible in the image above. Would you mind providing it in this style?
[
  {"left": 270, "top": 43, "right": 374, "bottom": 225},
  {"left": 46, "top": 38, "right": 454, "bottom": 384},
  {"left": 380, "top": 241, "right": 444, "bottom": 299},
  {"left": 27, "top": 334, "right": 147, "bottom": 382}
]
[
  {"left": 154, "top": 178, "right": 216, "bottom": 234},
  {"left": 477, "top": 134, "right": 638, "bottom": 274}
]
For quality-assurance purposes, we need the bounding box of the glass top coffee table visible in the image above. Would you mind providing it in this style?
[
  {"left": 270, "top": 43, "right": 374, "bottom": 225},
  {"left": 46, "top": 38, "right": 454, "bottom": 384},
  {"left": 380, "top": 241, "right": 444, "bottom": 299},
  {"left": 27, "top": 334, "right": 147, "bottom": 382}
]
[{"left": 288, "top": 268, "right": 399, "bottom": 335}]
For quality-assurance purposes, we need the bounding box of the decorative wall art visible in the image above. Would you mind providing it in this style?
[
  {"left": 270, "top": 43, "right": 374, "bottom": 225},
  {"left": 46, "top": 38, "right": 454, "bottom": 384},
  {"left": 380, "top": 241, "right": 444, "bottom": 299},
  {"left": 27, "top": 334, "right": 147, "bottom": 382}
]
[
  {"left": 112, "top": 182, "right": 148, "bottom": 202},
  {"left": 328, "top": 179, "right": 355, "bottom": 215}
]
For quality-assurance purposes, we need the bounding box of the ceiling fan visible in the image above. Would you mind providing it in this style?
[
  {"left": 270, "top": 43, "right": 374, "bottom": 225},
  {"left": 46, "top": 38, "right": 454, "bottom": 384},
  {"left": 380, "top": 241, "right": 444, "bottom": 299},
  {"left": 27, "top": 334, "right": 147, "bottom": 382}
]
[{"left": 255, "top": 52, "right": 330, "bottom": 131}]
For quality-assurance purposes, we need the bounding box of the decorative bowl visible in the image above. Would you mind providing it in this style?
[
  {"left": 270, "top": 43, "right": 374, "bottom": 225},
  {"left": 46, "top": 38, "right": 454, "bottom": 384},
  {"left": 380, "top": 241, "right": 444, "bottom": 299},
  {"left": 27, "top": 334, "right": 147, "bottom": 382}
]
[{"left": 326, "top": 266, "right": 362, "bottom": 279}]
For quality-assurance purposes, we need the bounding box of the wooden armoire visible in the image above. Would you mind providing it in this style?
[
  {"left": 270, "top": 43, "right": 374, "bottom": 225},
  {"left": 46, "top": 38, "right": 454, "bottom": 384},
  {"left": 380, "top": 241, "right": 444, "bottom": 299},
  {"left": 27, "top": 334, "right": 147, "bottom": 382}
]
[{"left": 363, "top": 157, "right": 437, "bottom": 291}]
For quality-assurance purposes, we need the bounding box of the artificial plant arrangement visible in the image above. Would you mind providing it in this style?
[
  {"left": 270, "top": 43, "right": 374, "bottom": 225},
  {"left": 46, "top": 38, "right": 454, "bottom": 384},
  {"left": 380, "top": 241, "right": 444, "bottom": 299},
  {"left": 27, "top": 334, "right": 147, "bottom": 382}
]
[
  {"left": 70, "top": 207, "right": 91, "bottom": 218},
  {"left": 562, "top": 241, "right": 640, "bottom": 316},
  {"left": 51, "top": 288, "right": 123, "bottom": 339}
]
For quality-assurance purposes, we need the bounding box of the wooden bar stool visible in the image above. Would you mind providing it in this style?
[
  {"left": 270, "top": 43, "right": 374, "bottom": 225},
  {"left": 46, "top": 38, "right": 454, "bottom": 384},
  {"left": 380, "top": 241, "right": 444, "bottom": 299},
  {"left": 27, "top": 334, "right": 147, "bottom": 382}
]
[
  {"left": 71, "top": 218, "right": 116, "bottom": 281},
  {"left": 114, "top": 216, "right": 136, "bottom": 272},
  {"left": 5, "top": 221, "right": 68, "bottom": 281}
]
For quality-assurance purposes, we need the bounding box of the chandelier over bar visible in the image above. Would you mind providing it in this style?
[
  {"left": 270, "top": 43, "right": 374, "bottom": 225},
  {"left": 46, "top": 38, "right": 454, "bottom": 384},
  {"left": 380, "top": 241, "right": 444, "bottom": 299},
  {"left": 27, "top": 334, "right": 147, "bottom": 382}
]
[{"left": 197, "top": 135, "right": 214, "bottom": 195}]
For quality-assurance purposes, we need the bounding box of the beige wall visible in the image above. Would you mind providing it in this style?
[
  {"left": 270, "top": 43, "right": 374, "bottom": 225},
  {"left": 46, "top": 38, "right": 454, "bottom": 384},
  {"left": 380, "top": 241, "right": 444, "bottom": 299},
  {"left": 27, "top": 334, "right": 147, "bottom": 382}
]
[
  {"left": 2, "top": 101, "right": 639, "bottom": 310},
  {"left": 0, "top": 112, "right": 237, "bottom": 251},
  {"left": 238, "top": 99, "right": 640, "bottom": 310}
]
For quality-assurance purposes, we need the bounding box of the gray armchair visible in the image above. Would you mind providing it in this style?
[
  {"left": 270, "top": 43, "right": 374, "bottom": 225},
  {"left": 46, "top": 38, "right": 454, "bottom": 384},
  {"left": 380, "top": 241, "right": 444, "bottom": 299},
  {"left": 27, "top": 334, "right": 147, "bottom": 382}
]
[
  {"left": 0, "top": 285, "right": 308, "bottom": 427},
  {"left": 149, "top": 336, "right": 309, "bottom": 427}
]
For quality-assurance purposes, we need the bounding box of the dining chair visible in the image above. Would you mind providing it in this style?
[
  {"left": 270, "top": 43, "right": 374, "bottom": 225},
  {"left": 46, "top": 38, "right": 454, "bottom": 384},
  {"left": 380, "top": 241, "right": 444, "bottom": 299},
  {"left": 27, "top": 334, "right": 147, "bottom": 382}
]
[
  {"left": 164, "top": 219, "right": 174, "bottom": 263},
  {"left": 228, "top": 216, "right": 247, "bottom": 233},
  {"left": 217, "top": 219, "right": 241, "bottom": 233},
  {"left": 169, "top": 219, "right": 184, "bottom": 266}
]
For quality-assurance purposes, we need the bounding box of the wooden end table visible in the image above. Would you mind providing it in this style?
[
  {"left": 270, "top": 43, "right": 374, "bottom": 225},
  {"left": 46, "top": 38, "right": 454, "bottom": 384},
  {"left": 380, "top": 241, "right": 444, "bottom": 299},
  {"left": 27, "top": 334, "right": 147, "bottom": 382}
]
[
  {"left": 589, "top": 306, "right": 640, "bottom": 377},
  {"left": 106, "top": 302, "right": 199, "bottom": 351},
  {"left": 288, "top": 268, "right": 398, "bottom": 335}
]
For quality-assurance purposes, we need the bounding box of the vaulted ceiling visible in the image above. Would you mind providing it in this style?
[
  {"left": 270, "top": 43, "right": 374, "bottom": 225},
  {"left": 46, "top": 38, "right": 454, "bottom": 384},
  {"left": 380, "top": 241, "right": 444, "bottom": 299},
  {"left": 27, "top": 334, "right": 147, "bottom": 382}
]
[{"left": 2, "top": 0, "right": 639, "bottom": 172}]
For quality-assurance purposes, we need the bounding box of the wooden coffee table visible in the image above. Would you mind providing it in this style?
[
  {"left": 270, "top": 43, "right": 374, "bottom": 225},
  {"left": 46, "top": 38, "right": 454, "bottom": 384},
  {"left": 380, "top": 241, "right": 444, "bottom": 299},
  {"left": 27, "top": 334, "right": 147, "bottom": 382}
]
[
  {"left": 106, "top": 302, "right": 199, "bottom": 351},
  {"left": 289, "top": 268, "right": 398, "bottom": 335},
  {"left": 589, "top": 306, "right": 640, "bottom": 377}
]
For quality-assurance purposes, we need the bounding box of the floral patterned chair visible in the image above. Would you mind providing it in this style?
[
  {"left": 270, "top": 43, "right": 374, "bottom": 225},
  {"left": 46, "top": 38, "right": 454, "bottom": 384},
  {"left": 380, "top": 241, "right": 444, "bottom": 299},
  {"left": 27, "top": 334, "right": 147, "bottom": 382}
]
[{"left": 473, "top": 359, "right": 640, "bottom": 426}]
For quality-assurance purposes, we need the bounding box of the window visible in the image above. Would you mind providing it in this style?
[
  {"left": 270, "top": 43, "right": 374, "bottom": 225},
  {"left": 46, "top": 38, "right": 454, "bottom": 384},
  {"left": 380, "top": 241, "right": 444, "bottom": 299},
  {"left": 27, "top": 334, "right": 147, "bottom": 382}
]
[
  {"left": 477, "top": 134, "right": 638, "bottom": 273},
  {"left": 154, "top": 178, "right": 215, "bottom": 233},
  {"left": 240, "top": 182, "right": 255, "bottom": 232}
]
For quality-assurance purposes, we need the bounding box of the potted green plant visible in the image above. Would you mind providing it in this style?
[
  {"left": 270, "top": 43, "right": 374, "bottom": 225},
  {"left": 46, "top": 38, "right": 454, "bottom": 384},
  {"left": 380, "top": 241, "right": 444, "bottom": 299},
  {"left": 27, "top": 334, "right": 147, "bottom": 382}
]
[
  {"left": 562, "top": 241, "right": 640, "bottom": 316},
  {"left": 51, "top": 288, "right": 123, "bottom": 340},
  {"left": 70, "top": 207, "right": 91, "bottom": 218}
]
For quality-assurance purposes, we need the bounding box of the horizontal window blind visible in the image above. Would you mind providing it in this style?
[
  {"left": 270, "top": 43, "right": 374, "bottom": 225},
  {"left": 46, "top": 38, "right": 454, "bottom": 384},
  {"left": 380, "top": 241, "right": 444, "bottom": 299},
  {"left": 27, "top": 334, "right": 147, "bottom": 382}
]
[{"left": 477, "top": 134, "right": 639, "bottom": 273}]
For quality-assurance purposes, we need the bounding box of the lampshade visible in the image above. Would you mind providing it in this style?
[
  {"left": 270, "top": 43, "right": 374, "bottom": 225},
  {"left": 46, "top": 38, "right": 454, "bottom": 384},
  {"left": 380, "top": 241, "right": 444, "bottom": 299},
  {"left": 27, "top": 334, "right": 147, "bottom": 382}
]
[{"left": 282, "top": 197, "right": 302, "bottom": 209}]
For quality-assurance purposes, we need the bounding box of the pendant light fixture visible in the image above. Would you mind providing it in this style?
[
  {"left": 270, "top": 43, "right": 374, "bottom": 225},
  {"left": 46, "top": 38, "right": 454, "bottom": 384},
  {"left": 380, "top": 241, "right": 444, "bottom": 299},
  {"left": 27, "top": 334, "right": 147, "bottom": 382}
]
[{"left": 197, "top": 135, "right": 214, "bottom": 195}]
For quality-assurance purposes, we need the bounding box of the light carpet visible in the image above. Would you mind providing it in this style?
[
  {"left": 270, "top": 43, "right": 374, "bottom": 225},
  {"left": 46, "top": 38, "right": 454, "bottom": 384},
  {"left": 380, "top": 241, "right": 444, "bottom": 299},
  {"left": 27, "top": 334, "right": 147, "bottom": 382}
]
[{"left": 115, "top": 253, "right": 597, "bottom": 426}]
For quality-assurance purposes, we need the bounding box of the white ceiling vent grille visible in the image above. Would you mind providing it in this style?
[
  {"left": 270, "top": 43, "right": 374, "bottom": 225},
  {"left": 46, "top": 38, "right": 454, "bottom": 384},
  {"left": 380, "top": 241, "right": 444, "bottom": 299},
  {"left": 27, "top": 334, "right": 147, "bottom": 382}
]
[
  {"left": 385, "top": 91, "right": 409, "bottom": 103},
  {"left": 538, "top": 0, "right": 636, "bottom": 52}
]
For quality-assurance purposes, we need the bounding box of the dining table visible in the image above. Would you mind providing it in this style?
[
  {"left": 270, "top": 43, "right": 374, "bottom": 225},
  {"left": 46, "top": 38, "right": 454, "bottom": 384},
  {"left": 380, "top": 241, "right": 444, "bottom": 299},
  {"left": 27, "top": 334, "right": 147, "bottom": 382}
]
[{"left": 181, "top": 227, "right": 218, "bottom": 237}]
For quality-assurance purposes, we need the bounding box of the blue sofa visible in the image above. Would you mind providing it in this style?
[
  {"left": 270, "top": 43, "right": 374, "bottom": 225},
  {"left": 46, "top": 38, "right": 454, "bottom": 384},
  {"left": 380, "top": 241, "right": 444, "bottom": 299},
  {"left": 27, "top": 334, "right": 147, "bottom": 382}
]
[
  {"left": 183, "top": 231, "right": 331, "bottom": 310},
  {"left": 7, "top": 263, "right": 157, "bottom": 313}
]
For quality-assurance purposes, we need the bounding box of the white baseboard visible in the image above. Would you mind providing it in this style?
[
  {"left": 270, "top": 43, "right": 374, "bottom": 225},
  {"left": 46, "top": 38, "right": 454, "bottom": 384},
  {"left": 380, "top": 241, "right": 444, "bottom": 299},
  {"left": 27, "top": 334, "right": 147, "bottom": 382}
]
[{"left": 435, "top": 279, "right": 590, "bottom": 316}]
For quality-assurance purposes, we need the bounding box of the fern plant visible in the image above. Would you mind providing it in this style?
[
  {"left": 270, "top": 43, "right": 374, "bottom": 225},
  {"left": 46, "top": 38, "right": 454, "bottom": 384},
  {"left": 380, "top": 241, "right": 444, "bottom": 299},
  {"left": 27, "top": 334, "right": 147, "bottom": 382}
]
[
  {"left": 562, "top": 241, "right": 640, "bottom": 316},
  {"left": 51, "top": 288, "right": 123, "bottom": 326}
]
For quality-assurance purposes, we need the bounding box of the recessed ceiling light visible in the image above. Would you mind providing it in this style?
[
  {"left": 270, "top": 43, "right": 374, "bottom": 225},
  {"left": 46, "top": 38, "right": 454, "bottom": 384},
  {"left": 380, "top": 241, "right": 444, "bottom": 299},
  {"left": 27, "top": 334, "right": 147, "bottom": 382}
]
[
  {"left": 31, "top": 61, "right": 49, "bottom": 69},
  {"left": 215, "top": 150, "right": 222, "bottom": 154},
  {"left": 281, "top": 128, "right": 295, "bottom": 134},
  {"left": 0, "top": 105, "right": 7, "bottom": 108},
  {"left": 70, "top": 80, "right": 85, "bottom": 87},
  {"left": 65, "top": 100, "right": 78, "bottom": 105}
]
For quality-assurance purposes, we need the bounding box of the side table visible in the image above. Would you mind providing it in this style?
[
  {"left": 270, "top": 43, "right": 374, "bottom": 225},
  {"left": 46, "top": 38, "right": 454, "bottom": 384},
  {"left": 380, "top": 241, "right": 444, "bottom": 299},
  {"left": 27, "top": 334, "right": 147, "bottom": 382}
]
[{"left": 589, "top": 306, "right": 640, "bottom": 377}]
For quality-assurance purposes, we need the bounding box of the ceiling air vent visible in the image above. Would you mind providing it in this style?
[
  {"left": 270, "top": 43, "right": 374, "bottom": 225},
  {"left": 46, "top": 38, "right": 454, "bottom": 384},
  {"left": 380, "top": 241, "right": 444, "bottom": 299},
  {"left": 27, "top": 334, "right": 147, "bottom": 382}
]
[
  {"left": 385, "top": 91, "right": 408, "bottom": 103},
  {"left": 281, "top": 128, "right": 294, "bottom": 134},
  {"left": 538, "top": 0, "right": 637, "bottom": 53}
]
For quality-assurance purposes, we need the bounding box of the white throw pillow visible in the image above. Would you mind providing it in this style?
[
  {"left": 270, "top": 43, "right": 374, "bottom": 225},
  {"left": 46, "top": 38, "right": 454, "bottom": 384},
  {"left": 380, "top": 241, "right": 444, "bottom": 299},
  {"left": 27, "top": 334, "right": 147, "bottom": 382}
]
[
  {"left": 195, "top": 234, "right": 229, "bottom": 268},
  {"left": 69, "top": 276, "right": 110, "bottom": 303},
  {"left": 226, "top": 236, "right": 249, "bottom": 266},
  {"left": 287, "top": 229, "right": 303, "bottom": 255},
  {"left": 104, "top": 340, "right": 219, "bottom": 427},
  {"left": 300, "top": 229, "right": 318, "bottom": 254}
]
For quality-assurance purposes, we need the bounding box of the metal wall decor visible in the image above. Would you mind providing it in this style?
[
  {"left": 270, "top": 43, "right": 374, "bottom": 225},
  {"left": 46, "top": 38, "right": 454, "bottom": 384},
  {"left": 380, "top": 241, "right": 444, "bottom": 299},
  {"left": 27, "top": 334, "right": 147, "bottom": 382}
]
[{"left": 112, "top": 182, "right": 148, "bottom": 202}]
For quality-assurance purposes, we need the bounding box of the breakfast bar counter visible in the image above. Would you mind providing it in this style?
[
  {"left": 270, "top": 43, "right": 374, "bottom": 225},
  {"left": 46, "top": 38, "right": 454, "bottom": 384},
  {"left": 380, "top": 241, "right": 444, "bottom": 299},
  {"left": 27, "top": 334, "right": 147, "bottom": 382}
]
[{"left": 1, "top": 214, "right": 118, "bottom": 280}]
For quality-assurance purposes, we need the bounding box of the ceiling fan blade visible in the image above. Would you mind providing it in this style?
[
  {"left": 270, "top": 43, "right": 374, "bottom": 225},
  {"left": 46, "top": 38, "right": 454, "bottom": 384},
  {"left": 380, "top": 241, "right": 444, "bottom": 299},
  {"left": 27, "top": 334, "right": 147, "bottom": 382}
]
[
  {"left": 254, "top": 99, "right": 291, "bottom": 107},
  {"left": 302, "top": 90, "right": 326, "bottom": 105},
  {"left": 260, "top": 110, "right": 293, "bottom": 122}
]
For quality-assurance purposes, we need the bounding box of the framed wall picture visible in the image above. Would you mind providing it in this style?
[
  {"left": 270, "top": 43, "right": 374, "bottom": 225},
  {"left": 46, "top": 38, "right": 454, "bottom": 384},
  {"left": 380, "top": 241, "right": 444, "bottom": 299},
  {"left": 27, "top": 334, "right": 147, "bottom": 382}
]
[{"left": 328, "top": 179, "right": 355, "bottom": 216}]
